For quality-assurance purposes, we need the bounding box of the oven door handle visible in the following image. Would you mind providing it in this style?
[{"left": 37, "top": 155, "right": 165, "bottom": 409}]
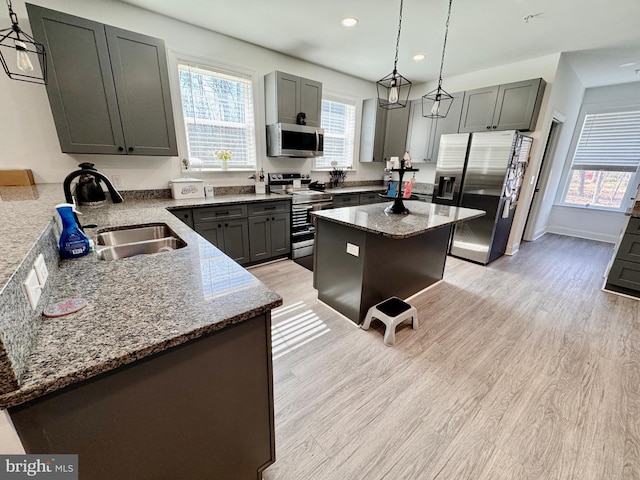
[{"left": 292, "top": 205, "right": 313, "bottom": 211}]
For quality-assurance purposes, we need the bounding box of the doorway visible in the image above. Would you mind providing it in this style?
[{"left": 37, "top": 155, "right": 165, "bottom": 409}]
[{"left": 523, "top": 118, "right": 563, "bottom": 241}]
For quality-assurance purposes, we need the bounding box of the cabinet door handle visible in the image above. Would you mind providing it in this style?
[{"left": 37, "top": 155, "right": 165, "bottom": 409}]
[
  {"left": 128, "top": 147, "right": 134, "bottom": 152},
  {"left": 486, "top": 126, "right": 491, "bottom": 130},
  {"left": 272, "top": 217, "right": 275, "bottom": 221},
  {"left": 492, "top": 126, "right": 497, "bottom": 129},
  {"left": 224, "top": 223, "right": 229, "bottom": 227},
  {"left": 218, "top": 224, "right": 222, "bottom": 228},
  {"left": 118, "top": 146, "right": 124, "bottom": 152},
  {"left": 266, "top": 218, "right": 270, "bottom": 222}
]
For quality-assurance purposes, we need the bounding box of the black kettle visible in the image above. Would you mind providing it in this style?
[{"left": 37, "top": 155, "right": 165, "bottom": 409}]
[
  {"left": 63, "top": 163, "right": 123, "bottom": 205},
  {"left": 75, "top": 163, "right": 106, "bottom": 205}
]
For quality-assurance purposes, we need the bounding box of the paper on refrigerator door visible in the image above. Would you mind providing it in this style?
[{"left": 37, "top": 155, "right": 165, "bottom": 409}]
[{"left": 502, "top": 199, "right": 511, "bottom": 218}]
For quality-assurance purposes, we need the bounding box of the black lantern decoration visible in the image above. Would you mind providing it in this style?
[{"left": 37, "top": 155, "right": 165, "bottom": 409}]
[
  {"left": 0, "top": 0, "right": 47, "bottom": 84},
  {"left": 422, "top": 0, "right": 454, "bottom": 118},
  {"left": 376, "top": 0, "right": 411, "bottom": 110}
]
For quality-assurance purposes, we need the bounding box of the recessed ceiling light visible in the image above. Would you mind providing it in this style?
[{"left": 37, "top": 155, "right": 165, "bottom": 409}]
[
  {"left": 620, "top": 62, "right": 638, "bottom": 68},
  {"left": 413, "top": 53, "right": 426, "bottom": 61},
  {"left": 341, "top": 17, "right": 358, "bottom": 27}
]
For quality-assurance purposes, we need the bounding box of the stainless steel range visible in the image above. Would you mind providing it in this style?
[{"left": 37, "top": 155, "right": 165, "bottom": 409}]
[{"left": 268, "top": 173, "right": 333, "bottom": 270}]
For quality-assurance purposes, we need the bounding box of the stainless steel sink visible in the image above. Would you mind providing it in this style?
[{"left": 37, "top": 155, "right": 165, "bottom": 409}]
[
  {"left": 95, "top": 223, "right": 187, "bottom": 260},
  {"left": 97, "top": 223, "right": 177, "bottom": 246}
]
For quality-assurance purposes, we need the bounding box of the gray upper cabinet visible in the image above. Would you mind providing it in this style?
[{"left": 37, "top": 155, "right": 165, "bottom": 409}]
[
  {"left": 405, "top": 99, "right": 434, "bottom": 162},
  {"left": 359, "top": 98, "right": 409, "bottom": 162},
  {"left": 26, "top": 4, "right": 177, "bottom": 156},
  {"left": 104, "top": 26, "right": 177, "bottom": 156},
  {"left": 384, "top": 107, "right": 410, "bottom": 160},
  {"left": 359, "top": 98, "right": 386, "bottom": 162},
  {"left": 459, "top": 78, "right": 546, "bottom": 133},
  {"left": 430, "top": 91, "right": 464, "bottom": 162},
  {"left": 264, "top": 71, "right": 322, "bottom": 127}
]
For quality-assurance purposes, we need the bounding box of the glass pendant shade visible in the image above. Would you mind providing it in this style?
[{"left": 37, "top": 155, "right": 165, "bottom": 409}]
[
  {"left": 0, "top": 1, "right": 47, "bottom": 84},
  {"left": 15, "top": 40, "right": 33, "bottom": 72}
]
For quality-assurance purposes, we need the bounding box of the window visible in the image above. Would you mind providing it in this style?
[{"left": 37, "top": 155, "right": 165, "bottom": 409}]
[
  {"left": 178, "top": 64, "right": 256, "bottom": 170},
  {"left": 561, "top": 110, "right": 640, "bottom": 210},
  {"left": 315, "top": 98, "right": 356, "bottom": 170}
]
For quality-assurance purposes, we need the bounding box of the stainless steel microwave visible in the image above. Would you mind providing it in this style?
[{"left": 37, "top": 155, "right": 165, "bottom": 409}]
[{"left": 266, "top": 123, "right": 324, "bottom": 157}]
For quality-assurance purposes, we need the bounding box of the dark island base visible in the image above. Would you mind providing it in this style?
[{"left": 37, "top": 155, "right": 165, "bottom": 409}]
[
  {"left": 604, "top": 282, "right": 640, "bottom": 299},
  {"left": 9, "top": 314, "right": 275, "bottom": 480},
  {"left": 314, "top": 219, "right": 452, "bottom": 324}
]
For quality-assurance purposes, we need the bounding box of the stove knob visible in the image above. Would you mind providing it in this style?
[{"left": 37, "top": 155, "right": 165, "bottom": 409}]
[{"left": 277, "top": 174, "right": 282, "bottom": 180}]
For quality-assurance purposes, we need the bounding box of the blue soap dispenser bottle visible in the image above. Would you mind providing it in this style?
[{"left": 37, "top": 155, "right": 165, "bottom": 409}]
[{"left": 56, "top": 203, "right": 90, "bottom": 259}]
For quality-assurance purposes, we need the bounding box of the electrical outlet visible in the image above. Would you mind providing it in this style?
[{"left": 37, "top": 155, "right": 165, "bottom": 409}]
[
  {"left": 111, "top": 174, "right": 123, "bottom": 189},
  {"left": 22, "top": 269, "right": 42, "bottom": 310},
  {"left": 34, "top": 254, "right": 48, "bottom": 287},
  {"left": 346, "top": 242, "right": 360, "bottom": 257}
]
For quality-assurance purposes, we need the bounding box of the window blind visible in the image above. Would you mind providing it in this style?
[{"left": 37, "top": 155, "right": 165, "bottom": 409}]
[
  {"left": 178, "top": 64, "right": 256, "bottom": 169},
  {"left": 315, "top": 99, "right": 356, "bottom": 169},
  {"left": 572, "top": 110, "right": 640, "bottom": 172}
]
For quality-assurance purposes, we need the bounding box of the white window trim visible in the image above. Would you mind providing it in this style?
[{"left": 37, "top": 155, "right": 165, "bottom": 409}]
[
  {"left": 556, "top": 103, "right": 640, "bottom": 213},
  {"left": 314, "top": 93, "right": 359, "bottom": 171},
  {"left": 167, "top": 49, "right": 262, "bottom": 173}
]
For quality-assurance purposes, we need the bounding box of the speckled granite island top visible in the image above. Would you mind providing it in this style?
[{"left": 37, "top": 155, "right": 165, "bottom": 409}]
[
  {"left": 0, "top": 185, "right": 284, "bottom": 408},
  {"left": 312, "top": 201, "right": 485, "bottom": 238},
  {"left": 628, "top": 200, "right": 640, "bottom": 218}
]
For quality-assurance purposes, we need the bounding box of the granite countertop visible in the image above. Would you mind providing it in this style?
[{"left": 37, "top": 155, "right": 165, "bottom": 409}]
[
  {"left": 0, "top": 185, "right": 285, "bottom": 408},
  {"left": 627, "top": 200, "right": 640, "bottom": 218},
  {"left": 312, "top": 201, "right": 485, "bottom": 239}
]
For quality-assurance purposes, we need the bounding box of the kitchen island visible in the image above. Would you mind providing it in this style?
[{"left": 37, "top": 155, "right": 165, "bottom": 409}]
[
  {"left": 312, "top": 201, "right": 485, "bottom": 323},
  {"left": 0, "top": 185, "right": 284, "bottom": 480}
]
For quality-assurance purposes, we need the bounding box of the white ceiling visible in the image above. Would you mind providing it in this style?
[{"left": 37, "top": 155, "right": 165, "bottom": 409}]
[{"left": 120, "top": 0, "right": 640, "bottom": 88}]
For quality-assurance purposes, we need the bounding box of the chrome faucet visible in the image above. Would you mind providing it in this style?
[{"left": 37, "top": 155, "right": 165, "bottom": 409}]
[{"left": 63, "top": 163, "right": 124, "bottom": 204}]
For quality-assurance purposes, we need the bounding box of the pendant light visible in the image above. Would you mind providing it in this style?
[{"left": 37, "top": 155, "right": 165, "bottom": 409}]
[
  {"left": 376, "top": 0, "right": 411, "bottom": 110},
  {"left": 0, "top": 0, "right": 47, "bottom": 84},
  {"left": 422, "top": 0, "right": 454, "bottom": 118}
]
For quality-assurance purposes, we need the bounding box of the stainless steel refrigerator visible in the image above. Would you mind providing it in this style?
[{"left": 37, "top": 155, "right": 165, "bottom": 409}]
[{"left": 432, "top": 130, "right": 533, "bottom": 265}]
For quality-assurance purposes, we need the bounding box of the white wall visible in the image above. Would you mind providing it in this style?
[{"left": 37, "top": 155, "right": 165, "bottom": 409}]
[
  {"left": 0, "top": 0, "right": 384, "bottom": 189},
  {"left": 545, "top": 79, "right": 640, "bottom": 243},
  {"left": 522, "top": 54, "right": 586, "bottom": 241},
  {"left": 547, "top": 206, "right": 627, "bottom": 244}
]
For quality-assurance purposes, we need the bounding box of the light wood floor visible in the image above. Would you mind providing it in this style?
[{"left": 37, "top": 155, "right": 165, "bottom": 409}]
[{"left": 251, "top": 234, "right": 640, "bottom": 480}]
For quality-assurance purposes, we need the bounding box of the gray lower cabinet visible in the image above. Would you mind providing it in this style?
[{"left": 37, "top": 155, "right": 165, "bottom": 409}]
[
  {"left": 248, "top": 202, "right": 291, "bottom": 263},
  {"left": 10, "top": 313, "right": 275, "bottom": 480},
  {"left": 26, "top": 4, "right": 177, "bottom": 156},
  {"left": 194, "top": 205, "right": 250, "bottom": 265},
  {"left": 359, "top": 192, "right": 384, "bottom": 205},
  {"left": 197, "top": 219, "right": 250, "bottom": 265},
  {"left": 459, "top": 78, "right": 546, "bottom": 133},
  {"left": 333, "top": 193, "right": 360, "bottom": 207},
  {"left": 606, "top": 218, "right": 640, "bottom": 296},
  {"left": 169, "top": 208, "right": 194, "bottom": 229},
  {"left": 193, "top": 201, "right": 290, "bottom": 266}
]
